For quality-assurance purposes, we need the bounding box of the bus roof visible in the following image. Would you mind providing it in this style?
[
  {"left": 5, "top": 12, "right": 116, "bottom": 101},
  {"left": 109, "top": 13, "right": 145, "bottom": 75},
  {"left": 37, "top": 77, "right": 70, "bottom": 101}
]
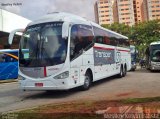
[
  {"left": 28, "top": 12, "right": 128, "bottom": 39},
  {"left": 28, "top": 12, "right": 90, "bottom": 26},
  {"left": 150, "top": 41, "right": 160, "bottom": 45}
]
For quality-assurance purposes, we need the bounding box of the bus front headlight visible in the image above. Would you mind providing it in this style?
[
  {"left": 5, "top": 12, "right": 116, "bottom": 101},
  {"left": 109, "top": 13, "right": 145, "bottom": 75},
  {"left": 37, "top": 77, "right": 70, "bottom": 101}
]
[{"left": 54, "top": 71, "right": 69, "bottom": 79}]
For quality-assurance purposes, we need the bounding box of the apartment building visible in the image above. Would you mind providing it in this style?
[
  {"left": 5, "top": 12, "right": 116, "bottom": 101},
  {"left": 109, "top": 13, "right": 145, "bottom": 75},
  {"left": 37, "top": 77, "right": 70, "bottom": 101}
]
[
  {"left": 94, "top": 0, "right": 116, "bottom": 25},
  {"left": 95, "top": 0, "right": 160, "bottom": 25},
  {"left": 147, "top": 0, "right": 160, "bottom": 20},
  {"left": 117, "top": 0, "right": 135, "bottom": 25}
]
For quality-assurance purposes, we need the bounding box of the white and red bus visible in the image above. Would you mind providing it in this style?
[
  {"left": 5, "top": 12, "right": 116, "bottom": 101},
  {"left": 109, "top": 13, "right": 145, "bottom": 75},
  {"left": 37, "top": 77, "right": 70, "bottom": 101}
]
[
  {"left": 9, "top": 12, "right": 131, "bottom": 91},
  {"left": 146, "top": 41, "right": 160, "bottom": 71}
]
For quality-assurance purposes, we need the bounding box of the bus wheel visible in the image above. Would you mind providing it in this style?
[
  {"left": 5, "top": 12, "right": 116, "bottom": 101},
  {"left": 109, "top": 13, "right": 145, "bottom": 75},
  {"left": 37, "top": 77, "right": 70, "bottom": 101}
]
[
  {"left": 81, "top": 72, "right": 91, "bottom": 91},
  {"left": 123, "top": 65, "right": 127, "bottom": 77},
  {"left": 118, "top": 66, "right": 123, "bottom": 78}
]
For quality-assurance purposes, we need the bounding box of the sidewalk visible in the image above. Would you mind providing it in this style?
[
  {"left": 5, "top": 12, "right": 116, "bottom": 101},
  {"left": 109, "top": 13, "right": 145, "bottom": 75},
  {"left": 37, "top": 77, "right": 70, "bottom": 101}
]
[{"left": 0, "top": 79, "right": 18, "bottom": 84}]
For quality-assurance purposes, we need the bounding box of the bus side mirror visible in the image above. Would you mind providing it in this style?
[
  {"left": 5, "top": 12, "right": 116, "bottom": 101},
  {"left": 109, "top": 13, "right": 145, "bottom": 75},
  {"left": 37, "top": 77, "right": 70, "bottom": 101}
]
[
  {"left": 62, "top": 22, "right": 70, "bottom": 39},
  {"left": 8, "top": 29, "right": 24, "bottom": 45}
]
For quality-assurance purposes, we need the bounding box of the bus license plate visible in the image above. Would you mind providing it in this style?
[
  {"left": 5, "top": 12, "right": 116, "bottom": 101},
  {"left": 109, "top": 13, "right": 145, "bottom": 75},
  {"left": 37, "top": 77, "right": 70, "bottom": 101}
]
[{"left": 35, "top": 83, "right": 43, "bottom": 87}]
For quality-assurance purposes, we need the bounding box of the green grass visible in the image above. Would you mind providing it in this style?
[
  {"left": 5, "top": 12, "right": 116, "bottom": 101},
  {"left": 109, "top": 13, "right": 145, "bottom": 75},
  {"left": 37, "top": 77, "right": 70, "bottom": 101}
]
[
  {"left": 121, "top": 97, "right": 160, "bottom": 104},
  {"left": 0, "top": 112, "right": 101, "bottom": 119},
  {"left": 15, "top": 113, "right": 102, "bottom": 119},
  {"left": 3, "top": 97, "right": 160, "bottom": 119}
]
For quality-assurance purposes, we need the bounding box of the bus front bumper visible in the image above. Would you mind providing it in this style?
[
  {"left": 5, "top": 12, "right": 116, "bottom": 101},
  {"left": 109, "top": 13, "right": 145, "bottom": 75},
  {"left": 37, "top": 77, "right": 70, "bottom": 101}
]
[
  {"left": 150, "top": 65, "right": 160, "bottom": 70},
  {"left": 19, "top": 78, "right": 70, "bottom": 91}
]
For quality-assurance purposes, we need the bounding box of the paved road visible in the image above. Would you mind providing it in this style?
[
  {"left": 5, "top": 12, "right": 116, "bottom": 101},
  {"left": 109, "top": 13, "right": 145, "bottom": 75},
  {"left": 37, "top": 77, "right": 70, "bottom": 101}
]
[{"left": 0, "top": 68, "right": 160, "bottom": 113}]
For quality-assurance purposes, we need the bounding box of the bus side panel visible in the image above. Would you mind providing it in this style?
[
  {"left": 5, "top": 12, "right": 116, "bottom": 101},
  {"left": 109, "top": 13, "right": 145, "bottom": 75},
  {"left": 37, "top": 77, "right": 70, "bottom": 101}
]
[
  {"left": 70, "top": 48, "right": 95, "bottom": 87},
  {"left": 70, "top": 55, "right": 83, "bottom": 87},
  {"left": 81, "top": 48, "right": 95, "bottom": 82},
  {"left": 93, "top": 44, "right": 118, "bottom": 81},
  {"left": 117, "top": 47, "right": 131, "bottom": 71}
]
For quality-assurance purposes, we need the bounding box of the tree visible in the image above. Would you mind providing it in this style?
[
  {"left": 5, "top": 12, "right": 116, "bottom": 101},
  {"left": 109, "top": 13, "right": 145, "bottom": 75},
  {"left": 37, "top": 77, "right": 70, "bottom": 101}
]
[
  {"left": 101, "top": 20, "right": 160, "bottom": 58},
  {"left": 130, "top": 19, "right": 160, "bottom": 58}
]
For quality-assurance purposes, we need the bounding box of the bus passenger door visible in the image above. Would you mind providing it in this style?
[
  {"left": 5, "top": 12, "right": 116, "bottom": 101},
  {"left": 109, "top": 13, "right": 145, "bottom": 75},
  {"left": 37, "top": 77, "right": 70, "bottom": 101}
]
[
  {"left": 70, "top": 55, "right": 82, "bottom": 86},
  {"left": 70, "top": 24, "right": 94, "bottom": 86},
  {"left": 69, "top": 24, "right": 83, "bottom": 86}
]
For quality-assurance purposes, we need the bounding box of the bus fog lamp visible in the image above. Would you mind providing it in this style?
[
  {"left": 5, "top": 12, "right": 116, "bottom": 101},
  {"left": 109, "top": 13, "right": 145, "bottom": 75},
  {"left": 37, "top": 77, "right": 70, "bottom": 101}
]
[{"left": 54, "top": 71, "right": 69, "bottom": 79}]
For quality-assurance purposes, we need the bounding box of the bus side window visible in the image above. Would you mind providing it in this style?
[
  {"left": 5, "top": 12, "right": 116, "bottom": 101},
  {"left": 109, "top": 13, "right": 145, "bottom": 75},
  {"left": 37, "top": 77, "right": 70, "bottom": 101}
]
[
  {"left": 93, "top": 26, "right": 104, "bottom": 44},
  {"left": 104, "top": 36, "right": 110, "bottom": 45},
  {"left": 70, "top": 25, "right": 78, "bottom": 59},
  {"left": 70, "top": 24, "right": 93, "bottom": 60},
  {"left": 95, "top": 36, "right": 104, "bottom": 44},
  {"left": 110, "top": 37, "right": 116, "bottom": 46},
  {"left": 80, "top": 25, "right": 94, "bottom": 50}
]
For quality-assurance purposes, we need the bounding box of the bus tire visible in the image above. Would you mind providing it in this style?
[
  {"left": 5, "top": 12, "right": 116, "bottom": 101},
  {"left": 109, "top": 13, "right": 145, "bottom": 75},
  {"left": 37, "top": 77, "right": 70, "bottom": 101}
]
[
  {"left": 80, "top": 72, "right": 91, "bottom": 91},
  {"left": 118, "top": 66, "right": 123, "bottom": 78},
  {"left": 123, "top": 65, "right": 127, "bottom": 77}
]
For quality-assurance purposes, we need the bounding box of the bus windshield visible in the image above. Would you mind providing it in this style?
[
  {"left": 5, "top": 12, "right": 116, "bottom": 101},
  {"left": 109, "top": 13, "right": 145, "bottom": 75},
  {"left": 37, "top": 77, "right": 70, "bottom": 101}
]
[
  {"left": 151, "top": 45, "right": 160, "bottom": 62},
  {"left": 19, "top": 22, "right": 68, "bottom": 67}
]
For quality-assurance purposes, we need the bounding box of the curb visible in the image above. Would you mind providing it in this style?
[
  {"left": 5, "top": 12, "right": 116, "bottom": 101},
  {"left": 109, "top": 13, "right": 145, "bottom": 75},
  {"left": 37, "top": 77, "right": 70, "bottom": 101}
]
[{"left": 0, "top": 79, "right": 18, "bottom": 84}]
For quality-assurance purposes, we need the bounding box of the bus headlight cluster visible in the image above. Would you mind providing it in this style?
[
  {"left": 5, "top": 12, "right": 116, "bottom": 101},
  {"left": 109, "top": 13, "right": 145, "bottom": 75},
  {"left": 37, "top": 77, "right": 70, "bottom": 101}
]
[{"left": 54, "top": 71, "right": 69, "bottom": 79}]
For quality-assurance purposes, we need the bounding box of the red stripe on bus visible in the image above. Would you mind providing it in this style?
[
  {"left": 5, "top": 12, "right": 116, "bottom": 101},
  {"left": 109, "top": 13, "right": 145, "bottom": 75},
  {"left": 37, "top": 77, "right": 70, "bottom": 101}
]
[
  {"left": 94, "top": 46, "right": 130, "bottom": 52},
  {"left": 118, "top": 49, "right": 130, "bottom": 52},
  {"left": 93, "top": 46, "right": 115, "bottom": 51},
  {"left": 44, "top": 67, "right": 47, "bottom": 77}
]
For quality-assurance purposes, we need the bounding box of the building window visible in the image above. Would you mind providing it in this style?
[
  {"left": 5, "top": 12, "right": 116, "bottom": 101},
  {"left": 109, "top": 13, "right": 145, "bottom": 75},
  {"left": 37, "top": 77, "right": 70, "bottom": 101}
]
[
  {"left": 104, "top": 6, "right": 109, "bottom": 8},
  {"left": 105, "top": 10, "right": 109, "bottom": 12}
]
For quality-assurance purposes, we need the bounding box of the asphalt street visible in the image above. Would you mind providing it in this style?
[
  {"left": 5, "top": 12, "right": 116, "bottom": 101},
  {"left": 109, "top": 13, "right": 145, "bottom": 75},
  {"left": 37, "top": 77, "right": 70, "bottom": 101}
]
[{"left": 0, "top": 68, "right": 160, "bottom": 113}]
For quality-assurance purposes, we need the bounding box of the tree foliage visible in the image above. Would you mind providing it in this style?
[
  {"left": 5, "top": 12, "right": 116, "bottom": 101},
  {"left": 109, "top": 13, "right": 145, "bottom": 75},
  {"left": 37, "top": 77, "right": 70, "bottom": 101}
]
[{"left": 101, "top": 20, "right": 160, "bottom": 58}]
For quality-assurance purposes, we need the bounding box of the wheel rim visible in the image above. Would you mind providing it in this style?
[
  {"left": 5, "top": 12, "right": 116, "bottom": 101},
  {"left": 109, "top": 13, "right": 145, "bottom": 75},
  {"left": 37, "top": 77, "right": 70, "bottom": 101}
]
[{"left": 84, "top": 75, "right": 90, "bottom": 87}]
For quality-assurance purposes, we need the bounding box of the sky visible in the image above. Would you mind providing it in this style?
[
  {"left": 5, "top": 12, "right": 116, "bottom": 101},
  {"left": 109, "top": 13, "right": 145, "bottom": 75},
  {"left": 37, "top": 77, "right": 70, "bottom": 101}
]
[{"left": 0, "top": 0, "right": 97, "bottom": 22}]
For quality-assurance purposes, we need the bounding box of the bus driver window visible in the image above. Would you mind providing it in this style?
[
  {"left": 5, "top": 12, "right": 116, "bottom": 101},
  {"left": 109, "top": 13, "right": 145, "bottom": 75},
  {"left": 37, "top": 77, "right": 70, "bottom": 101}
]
[
  {"left": 70, "top": 25, "right": 93, "bottom": 60},
  {"left": 70, "top": 25, "right": 84, "bottom": 58}
]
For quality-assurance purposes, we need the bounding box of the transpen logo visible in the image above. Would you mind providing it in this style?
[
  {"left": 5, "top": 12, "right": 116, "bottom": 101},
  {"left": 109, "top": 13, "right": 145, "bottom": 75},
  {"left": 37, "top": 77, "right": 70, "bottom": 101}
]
[{"left": 95, "top": 50, "right": 111, "bottom": 58}]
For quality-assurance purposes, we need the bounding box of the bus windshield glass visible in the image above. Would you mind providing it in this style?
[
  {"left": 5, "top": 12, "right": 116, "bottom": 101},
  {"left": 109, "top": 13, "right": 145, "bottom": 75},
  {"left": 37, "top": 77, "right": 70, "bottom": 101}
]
[
  {"left": 151, "top": 45, "right": 160, "bottom": 62},
  {"left": 19, "top": 22, "right": 68, "bottom": 67}
]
